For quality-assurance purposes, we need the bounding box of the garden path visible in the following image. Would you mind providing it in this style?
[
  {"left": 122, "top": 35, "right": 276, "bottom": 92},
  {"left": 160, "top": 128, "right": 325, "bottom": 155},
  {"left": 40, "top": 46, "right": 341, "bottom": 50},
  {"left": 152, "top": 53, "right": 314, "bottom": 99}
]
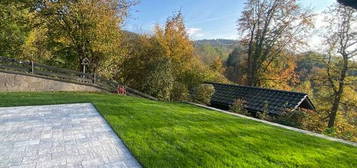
[{"left": 0, "top": 103, "right": 141, "bottom": 168}]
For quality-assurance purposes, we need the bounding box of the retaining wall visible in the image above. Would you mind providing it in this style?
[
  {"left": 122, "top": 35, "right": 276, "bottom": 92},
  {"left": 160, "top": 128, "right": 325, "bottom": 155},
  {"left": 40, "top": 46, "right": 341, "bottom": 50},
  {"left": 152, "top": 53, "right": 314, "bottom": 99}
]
[{"left": 0, "top": 71, "right": 103, "bottom": 92}]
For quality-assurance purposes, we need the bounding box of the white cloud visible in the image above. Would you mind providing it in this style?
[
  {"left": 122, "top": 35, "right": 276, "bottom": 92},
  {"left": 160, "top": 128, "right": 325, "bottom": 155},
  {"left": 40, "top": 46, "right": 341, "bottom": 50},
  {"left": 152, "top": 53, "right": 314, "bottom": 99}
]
[{"left": 187, "top": 27, "right": 205, "bottom": 39}]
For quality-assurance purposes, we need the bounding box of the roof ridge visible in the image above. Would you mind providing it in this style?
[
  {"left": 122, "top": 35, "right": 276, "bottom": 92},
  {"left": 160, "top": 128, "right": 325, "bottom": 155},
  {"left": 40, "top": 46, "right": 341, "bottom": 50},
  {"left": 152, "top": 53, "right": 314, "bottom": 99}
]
[{"left": 205, "top": 82, "right": 307, "bottom": 95}]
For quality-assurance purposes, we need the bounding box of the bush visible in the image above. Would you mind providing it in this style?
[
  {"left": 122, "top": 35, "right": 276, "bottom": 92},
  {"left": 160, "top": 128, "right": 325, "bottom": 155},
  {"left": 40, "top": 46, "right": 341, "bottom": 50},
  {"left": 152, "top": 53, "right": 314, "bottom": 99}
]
[
  {"left": 143, "top": 58, "right": 174, "bottom": 101},
  {"left": 257, "top": 102, "right": 272, "bottom": 120},
  {"left": 272, "top": 109, "right": 306, "bottom": 128},
  {"left": 171, "top": 82, "right": 190, "bottom": 101},
  {"left": 257, "top": 111, "right": 272, "bottom": 120},
  {"left": 179, "top": 68, "right": 206, "bottom": 90},
  {"left": 257, "top": 108, "right": 309, "bottom": 129},
  {"left": 299, "top": 109, "right": 326, "bottom": 132},
  {"left": 229, "top": 99, "right": 250, "bottom": 115},
  {"left": 192, "top": 84, "right": 215, "bottom": 105}
]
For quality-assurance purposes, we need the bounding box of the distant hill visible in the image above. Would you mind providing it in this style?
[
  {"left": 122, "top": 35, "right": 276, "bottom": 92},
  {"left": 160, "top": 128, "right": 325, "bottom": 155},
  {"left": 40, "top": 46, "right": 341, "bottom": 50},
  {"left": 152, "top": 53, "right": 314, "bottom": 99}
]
[
  {"left": 122, "top": 31, "right": 240, "bottom": 65},
  {"left": 194, "top": 39, "right": 240, "bottom": 64},
  {"left": 122, "top": 30, "right": 140, "bottom": 41},
  {"left": 194, "top": 39, "right": 239, "bottom": 47}
]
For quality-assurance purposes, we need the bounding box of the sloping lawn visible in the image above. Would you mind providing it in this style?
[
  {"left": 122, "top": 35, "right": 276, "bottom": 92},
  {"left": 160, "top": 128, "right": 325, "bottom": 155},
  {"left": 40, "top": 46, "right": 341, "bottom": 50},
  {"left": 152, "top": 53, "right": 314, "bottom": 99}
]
[{"left": 1, "top": 92, "right": 356, "bottom": 168}]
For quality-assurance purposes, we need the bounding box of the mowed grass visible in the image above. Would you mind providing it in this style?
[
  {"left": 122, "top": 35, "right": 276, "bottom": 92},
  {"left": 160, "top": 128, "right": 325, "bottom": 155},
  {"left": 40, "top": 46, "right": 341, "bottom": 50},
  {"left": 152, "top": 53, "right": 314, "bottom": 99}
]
[{"left": 1, "top": 92, "right": 356, "bottom": 168}]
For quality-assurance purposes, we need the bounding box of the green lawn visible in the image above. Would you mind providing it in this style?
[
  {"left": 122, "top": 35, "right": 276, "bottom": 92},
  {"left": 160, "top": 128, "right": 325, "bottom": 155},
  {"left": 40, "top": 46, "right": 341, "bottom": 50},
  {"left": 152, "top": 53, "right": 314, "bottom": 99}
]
[{"left": 1, "top": 92, "right": 357, "bottom": 168}]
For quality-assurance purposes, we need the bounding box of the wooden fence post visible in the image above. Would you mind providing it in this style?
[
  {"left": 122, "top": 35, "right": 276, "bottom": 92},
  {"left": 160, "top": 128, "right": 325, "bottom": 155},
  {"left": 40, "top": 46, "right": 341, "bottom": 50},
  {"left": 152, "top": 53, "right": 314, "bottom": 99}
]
[
  {"left": 93, "top": 73, "right": 96, "bottom": 84},
  {"left": 31, "top": 61, "right": 34, "bottom": 74}
]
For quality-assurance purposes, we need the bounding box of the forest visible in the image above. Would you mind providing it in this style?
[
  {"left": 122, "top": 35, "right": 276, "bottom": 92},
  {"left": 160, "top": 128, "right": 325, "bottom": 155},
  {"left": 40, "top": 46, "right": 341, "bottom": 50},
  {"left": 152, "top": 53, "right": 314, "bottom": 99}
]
[{"left": 0, "top": 0, "right": 356, "bottom": 142}]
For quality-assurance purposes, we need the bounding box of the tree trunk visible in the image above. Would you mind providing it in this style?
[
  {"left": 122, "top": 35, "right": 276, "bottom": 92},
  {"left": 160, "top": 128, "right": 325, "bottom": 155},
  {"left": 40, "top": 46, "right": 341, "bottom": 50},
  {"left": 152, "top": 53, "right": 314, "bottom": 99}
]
[
  {"left": 247, "top": 29, "right": 255, "bottom": 86},
  {"left": 327, "top": 55, "right": 348, "bottom": 128},
  {"left": 328, "top": 90, "right": 343, "bottom": 128},
  {"left": 251, "top": 58, "right": 258, "bottom": 86},
  {"left": 247, "top": 56, "right": 253, "bottom": 86},
  {"left": 235, "top": 56, "right": 241, "bottom": 83}
]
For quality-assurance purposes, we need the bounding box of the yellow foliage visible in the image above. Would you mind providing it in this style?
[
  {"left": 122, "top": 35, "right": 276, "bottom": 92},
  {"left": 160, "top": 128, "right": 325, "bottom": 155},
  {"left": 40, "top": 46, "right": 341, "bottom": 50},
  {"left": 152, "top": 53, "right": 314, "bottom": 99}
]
[
  {"left": 153, "top": 12, "right": 195, "bottom": 77},
  {"left": 21, "top": 27, "right": 52, "bottom": 62},
  {"left": 120, "top": 12, "right": 228, "bottom": 100},
  {"left": 33, "top": 0, "right": 129, "bottom": 78},
  {"left": 260, "top": 53, "right": 298, "bottom": 90}
]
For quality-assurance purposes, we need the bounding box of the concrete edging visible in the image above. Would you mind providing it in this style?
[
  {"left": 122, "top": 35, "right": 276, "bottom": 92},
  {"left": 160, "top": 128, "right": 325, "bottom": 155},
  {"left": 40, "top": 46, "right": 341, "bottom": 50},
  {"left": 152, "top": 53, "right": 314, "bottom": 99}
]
[{"left": 187, "top": 102, "right": 357, "bottom": 147}]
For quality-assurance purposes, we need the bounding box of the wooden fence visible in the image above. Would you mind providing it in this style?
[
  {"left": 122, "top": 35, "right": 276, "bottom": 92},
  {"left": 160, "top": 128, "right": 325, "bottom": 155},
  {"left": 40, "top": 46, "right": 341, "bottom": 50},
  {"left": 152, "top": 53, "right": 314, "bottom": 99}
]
[{"left": 0, "top": 56, "right": 157, "bottom": 100}]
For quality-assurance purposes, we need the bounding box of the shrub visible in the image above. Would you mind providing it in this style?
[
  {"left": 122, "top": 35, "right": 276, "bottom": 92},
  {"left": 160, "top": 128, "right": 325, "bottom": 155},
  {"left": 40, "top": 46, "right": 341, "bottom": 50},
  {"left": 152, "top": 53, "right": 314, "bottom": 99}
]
[
  {"left": 192, "top": 84, "right": 215, "bottom": 105},
  {"left": 229, "top": 99, "right": 250, "bottom": 115},
  {"left": 257, "top": 111, "right": 272, "bottom": 120},
  {"left": 170, "top": 82, "right": 190, "bottom": 101},
  {"left": 179, "top": 68, "right": 206, "bottom": 90},
  {"left": 272, "top": 109, "right": 306, "bottom": 128},
  {"left": 257, "top": 101, "right": 272, "bottom": 120},
  {"left": 299, "top": 109, "right": 326, "bottom": 132},
  {"left": 257, "top": 108, "right": 313, "bottom": 129},
  {"left": 143, "top": 58, "right": 174, "bottom": 101}
]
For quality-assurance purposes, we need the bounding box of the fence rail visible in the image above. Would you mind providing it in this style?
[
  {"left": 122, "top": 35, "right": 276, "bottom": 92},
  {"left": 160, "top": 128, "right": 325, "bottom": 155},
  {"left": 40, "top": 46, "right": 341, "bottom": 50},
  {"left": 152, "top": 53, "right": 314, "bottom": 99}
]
[{"left": 0, "top": 56, "right": 157, "bottom": 100}]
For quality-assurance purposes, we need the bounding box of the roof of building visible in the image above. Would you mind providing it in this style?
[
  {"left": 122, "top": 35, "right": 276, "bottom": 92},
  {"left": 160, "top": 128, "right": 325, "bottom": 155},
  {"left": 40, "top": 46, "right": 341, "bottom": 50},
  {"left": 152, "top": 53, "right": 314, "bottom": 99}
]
[{"left": 206, "top": 82, "right": 315, "bottom": 114}]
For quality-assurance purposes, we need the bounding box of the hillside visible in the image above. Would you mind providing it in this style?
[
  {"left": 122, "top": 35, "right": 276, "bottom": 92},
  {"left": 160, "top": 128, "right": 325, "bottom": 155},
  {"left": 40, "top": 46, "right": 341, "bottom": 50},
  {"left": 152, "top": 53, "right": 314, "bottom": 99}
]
[
  {"left": 1, "top": 92, "right": 356, "bottom": 168},
  {"left": 194, "top": 39, "right": 240, "bottom": 64}
]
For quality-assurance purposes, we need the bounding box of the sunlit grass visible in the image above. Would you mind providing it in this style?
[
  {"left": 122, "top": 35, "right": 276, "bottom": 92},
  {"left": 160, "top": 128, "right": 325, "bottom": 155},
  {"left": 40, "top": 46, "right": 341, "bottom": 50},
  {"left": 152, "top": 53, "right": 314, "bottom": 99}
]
[{"left": 1, "top": 92, "right": 356, "bottom": 168}]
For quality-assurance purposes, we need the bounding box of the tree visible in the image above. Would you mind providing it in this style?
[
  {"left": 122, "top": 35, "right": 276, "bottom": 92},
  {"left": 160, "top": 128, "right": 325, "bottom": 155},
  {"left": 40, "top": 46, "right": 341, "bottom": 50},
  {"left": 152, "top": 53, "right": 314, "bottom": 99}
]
[
  {"left": 323, "top": 4, "right": 357, "bottom": 128},
  {"left": 195, "top": 43, "right": 227, "bottom": 64},
  {"left": 143, "top": 57, "right": 174, "bottom": 100},
  {"left": 237, "top": 0, "right": 314, "bottom": 86},
  {"left": 20, "top": 26, "right": 52, "bottom": 62},
  {"left": 154, "top": 12, "right": 195, "bottom": 78},
  {"left": 34, "top": 0, "right": 133, "bottom": 77},
  {"left": 0, "top": 1, "right": 32, "bottom": 58},
  {"left": 154, "top": 12, "right": 227, "bottom": 91},
  {"left": 120, "top": 34, "right": 163, "bottom": 88},
  {"left": 295, "top": 52, "right": 325, "bottom": 81},
  {"left": 225, "top": 47, "right": 247, "bottom": 83},
  {"left": 120, "top": 12, "right": 228, "bottom": 100},
  {"left": 259, "top": 51, "right": 298, "bottom": 90},
  {"left": 210, "top": 56, "right": 225, "bottom": 73}
]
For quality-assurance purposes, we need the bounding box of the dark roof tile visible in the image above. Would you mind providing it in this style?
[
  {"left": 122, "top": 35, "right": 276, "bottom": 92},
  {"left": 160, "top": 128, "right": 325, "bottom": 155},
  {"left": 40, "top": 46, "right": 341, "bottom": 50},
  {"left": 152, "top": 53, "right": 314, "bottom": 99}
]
[{"left": 206, "top": 82, "right": 316, "bottom": 114}]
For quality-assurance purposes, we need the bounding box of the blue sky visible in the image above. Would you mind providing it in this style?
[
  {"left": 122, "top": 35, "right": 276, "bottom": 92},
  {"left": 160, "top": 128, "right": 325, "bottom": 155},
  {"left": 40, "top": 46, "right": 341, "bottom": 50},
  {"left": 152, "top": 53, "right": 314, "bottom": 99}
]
[{"left": 123, "top": 0, "right": 336, "bottom": 40}]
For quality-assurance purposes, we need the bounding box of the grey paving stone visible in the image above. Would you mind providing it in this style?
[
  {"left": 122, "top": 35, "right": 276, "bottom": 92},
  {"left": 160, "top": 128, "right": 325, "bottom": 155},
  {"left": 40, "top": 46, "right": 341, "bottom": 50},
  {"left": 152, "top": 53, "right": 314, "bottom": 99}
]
[{"left": 0, "top": 103, "right": 141, "bottom": 168}]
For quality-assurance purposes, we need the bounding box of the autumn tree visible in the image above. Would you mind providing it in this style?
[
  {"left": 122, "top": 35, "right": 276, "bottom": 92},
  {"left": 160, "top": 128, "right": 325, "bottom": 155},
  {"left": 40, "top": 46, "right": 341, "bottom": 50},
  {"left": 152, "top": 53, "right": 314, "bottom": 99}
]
[
  {"left": 0, "top": 1, "right": 32, "bottom": 58},
  {"left": 32, "top": 0, "right": 133, "bottom": 77},
  {"left": 195, "top": 43, "right": 228, "bottom": 65},
  {"left": 120, "top": 34, "right": 175, "bottom": 100},
  {"left": 121, "top": 12, "right": 227, "bottom": 100},
  {"left": 154, "top": 12, "right": 195, "bottom": 78},
  {"left": 237, "top": 0, "right": 314, "bottom": 86},
  {"left": 260, "top": 51, "right": 298, "bottom": 90},
  {"left": 323, "top": 4, "right": 357, "bottom": 128},
  {"left": 143, "top": 57, "right": 174, "bottom": 100},
  {"left": 210, "top": 56, "right": 225, "bottom": 74},
  {"left": 150, "top": 12, "right": 227, "bottom": 94}
]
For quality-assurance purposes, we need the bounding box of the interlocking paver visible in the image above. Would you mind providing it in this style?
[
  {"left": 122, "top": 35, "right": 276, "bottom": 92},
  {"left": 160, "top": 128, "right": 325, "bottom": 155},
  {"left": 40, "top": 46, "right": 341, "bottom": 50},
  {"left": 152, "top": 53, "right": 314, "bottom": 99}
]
[{"left": 0, "top": 103, "right": 141, "bottom": 168}]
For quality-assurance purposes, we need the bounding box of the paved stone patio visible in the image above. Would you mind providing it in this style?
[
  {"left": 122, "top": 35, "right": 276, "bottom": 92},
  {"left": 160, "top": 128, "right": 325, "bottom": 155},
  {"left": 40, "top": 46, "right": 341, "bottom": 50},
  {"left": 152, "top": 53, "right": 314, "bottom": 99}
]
[{"left": 0, "top": 103, "right": 142, "bottom": 168}]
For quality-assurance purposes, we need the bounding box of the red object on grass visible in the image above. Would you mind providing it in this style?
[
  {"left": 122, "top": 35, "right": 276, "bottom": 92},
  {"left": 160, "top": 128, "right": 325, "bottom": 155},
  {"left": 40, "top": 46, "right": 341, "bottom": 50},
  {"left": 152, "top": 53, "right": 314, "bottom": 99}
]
[{"left": 117, "top": 85, "right": 127, "bottom": 95}]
